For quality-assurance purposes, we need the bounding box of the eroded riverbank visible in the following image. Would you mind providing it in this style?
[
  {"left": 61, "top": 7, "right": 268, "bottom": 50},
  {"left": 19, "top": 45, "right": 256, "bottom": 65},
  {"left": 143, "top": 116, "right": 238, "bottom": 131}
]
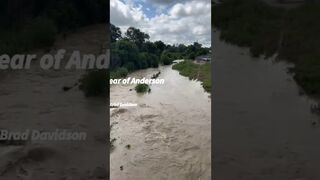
[{"left": 110, "top": 65, "right": 211, "bottom": 180}]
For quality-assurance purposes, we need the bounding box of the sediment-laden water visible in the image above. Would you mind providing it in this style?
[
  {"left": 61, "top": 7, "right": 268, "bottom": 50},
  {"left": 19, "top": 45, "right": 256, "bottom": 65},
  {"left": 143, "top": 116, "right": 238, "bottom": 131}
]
[
  {"left": 213, "top": 31, "right": 320, "bottom": 179},
  {"left": 0, "top": 25, "right": 108, "bottom": 180},
  {"left": 110, "top": 65, "right": 211, "bottom": 180}
]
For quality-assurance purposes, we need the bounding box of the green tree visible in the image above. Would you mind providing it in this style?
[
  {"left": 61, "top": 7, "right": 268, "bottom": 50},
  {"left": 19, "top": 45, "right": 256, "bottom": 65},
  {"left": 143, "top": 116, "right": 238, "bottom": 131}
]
[
  {"left": 125, "top": 27, "right": 150, "bottom": 48},
  {"left": 154, "top": 40, "right": 166, "bottom": 52},
  {"left": 142, "top": 41, "right": 158, "bottom": 54},
  {"left": 111, "top": 24, "right": 121, "bottom": 42},
  {"left": 161, "top": 52, "right": 173, "bottom": 65},
  {"left": 112, "top": 40, "right": 139, "bottom": 69}
]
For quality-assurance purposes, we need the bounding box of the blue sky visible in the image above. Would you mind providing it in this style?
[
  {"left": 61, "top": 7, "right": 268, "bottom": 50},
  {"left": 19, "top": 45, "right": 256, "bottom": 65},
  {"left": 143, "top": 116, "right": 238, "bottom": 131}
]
[
  {"left": 119, "top": 0, "right": 174, "bottom": 17},
  {"left": 125, "top": 0, "right": 159, "bottom": 17},
  {"left": 111, "top": 0, "right": 211, "bottom": 47}
]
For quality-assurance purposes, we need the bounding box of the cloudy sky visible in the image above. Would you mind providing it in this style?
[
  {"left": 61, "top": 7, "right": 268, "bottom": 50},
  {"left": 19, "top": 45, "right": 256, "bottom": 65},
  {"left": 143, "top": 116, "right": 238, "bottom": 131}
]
[{"left": 110, "top": 0, "right": 211, "bottom": 47}]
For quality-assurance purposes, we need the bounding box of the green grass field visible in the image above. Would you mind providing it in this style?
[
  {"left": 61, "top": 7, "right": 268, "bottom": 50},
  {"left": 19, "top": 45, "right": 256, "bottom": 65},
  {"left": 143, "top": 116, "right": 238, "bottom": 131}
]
[{"left": 172, "top": 61, "right": 211, "bottom": 93}]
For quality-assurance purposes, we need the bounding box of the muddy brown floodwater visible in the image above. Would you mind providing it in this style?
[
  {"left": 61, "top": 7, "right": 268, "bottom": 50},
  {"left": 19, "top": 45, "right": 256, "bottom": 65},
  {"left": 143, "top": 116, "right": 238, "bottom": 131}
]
[
  {"left": 110, "top": 64, "right": 211, "bottom": 180},
  {"left": 0, "top": 25, "right": 107, "bottom": 180},
  {"left": 213, "top": 31, "right": 320, "bottom": 179}
]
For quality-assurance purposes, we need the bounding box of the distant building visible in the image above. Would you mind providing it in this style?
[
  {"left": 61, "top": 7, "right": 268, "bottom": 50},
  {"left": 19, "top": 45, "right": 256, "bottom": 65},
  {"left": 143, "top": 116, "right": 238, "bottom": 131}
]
[{"left": 195, "top": 55, "right": 211, "bottom": 62}]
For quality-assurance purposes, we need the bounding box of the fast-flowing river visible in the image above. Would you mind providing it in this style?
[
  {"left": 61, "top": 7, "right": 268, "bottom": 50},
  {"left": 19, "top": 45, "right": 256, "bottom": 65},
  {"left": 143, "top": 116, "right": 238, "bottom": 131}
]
[
  {"left": 213, "top": 31, "right": 320, "bottom": 179},
  {"left": 0, "top": 25, "right": 107, "bottom": 180},
  {"left": 110, "top": 65, "right": 211, "bottom": 180}
]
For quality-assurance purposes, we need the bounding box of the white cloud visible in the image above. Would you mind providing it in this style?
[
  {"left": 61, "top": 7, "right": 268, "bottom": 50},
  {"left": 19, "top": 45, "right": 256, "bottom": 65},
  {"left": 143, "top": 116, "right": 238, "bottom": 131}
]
[
  {"left": 110, "top": 0, "right": 147, "bottom": 26},
  {"left": 147, "top": 0, "right": 176, "bottom": 5},
  {"left": 110, "top": 0, "right": 211, "bottom": 47}
]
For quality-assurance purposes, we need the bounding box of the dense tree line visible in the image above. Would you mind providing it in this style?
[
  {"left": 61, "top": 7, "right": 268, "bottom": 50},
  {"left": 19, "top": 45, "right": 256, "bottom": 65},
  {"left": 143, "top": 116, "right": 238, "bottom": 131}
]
[
  {"left": 0, "top": 0, "right": 107, "bottom": 54},
  {"left": 110, "top": 24, "right": 210, "bottom": 78}
]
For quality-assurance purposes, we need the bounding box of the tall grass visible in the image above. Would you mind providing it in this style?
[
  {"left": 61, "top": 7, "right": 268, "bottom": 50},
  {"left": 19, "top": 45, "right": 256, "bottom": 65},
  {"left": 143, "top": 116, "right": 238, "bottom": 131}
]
[{"left": 173, "top": 61, "right": 211, "bottom": 92}]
